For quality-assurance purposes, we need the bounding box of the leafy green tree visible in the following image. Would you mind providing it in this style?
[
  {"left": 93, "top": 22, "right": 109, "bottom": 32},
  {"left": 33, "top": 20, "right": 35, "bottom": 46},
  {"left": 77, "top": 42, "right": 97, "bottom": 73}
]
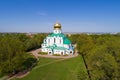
[
  {"left": 86, "top": 46, "right": 118, "bottom": 80},
  {"left": 0, "top": 33, "right": 37, "bottom": 76},
  {"left": 70, "top": 34, "right": 120, "bottom": 80}
]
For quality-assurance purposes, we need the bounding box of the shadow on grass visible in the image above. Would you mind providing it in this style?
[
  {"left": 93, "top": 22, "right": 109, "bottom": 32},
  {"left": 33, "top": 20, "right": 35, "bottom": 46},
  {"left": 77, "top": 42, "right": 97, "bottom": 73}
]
[
  {"left": 7, "top": 57, "right": 38, "bottom": 79},
  {"left": 23, "top": 57, "right": 37, "bottom": 70}
]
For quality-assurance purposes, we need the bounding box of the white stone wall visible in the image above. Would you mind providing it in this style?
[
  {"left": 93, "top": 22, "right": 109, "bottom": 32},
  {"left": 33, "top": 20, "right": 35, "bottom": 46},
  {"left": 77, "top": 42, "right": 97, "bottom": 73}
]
[
  {"left": 44, "top": 36, "right": 64, "bottom": 47},
  {"left": 41, "top": 29, "right": 74, "bottom": 55},
  {"left": 63, "top": 44, "right": 69, "bottom": 49},
  {"left": 41, "top": 48, "right": 48, "bottom": 52},
  {"left": 54, "top": 29, "right": 61, "bottom": 34},
  {"left": 54, "top": 50, "right": 65, "bottom": 55}
]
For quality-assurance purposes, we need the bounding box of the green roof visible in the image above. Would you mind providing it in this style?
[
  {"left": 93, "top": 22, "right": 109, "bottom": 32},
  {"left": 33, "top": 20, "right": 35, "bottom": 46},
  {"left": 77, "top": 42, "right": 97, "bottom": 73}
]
[
  {"left": 54, "top": 47, "right": 67, "bottom": 50},
  {"left": 46, "top": 44, "right": 57, "bottom": 49},
  {"left": 43, "top": 42, "right": 47, "bottom": 44},
  {"left": 63, "top": 38, "right": 71, "bottom": 44},
  {"left": 48, "top": 33, "right": 65, "bottom": 37},
  {"left": 46, "top": 46, "right": 67, "bottom": 50},
  {"left": 46, "top": 46, "right": 54, "bottom": 49},
  {"left": 43, "top": 43, "right": 47, "bottom": 44}
]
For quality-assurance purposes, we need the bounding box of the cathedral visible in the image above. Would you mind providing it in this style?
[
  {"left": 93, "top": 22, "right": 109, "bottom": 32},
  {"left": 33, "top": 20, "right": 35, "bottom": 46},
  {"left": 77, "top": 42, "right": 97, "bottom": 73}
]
[{"left": 41, "top": 22, "right": 74, "bottom": 55}]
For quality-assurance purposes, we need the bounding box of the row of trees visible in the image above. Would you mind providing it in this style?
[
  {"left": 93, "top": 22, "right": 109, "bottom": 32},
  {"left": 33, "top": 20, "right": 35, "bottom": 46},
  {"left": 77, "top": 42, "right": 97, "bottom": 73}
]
[
  {"left": 0, "top": 33, "right": 47, "bottom": 77},
  {"left": 68, "top": 34, "right": 120, "bottom": 80},
  {"left": 1, "top": 32, "right": 120, "bottom": 79},
  {"left": 14, "top": 33, "right": 47, "bottom": 51}
]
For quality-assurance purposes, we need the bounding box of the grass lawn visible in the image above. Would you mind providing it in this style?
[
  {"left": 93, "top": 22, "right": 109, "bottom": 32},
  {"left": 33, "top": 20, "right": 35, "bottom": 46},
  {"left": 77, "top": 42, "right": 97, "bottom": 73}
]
[{"left": 13, "top": 55, "right": 88, "bottom": 80}]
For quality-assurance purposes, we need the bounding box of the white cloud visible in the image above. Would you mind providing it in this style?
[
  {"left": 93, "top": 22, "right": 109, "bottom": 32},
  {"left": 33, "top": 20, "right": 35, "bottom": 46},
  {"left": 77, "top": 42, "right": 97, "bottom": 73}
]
[
  {"left": 48, "top": 22, "right": 53, "bottom": 26},
  {"left": 37, "top": 11, "right": 47, "bottom": 16}
]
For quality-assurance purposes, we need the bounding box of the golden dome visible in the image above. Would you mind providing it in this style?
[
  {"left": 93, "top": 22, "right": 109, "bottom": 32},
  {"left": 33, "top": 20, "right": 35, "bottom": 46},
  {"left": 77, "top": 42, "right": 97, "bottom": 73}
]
[{"left": 54, "top": 22, "right": 61, "bottom": 29}]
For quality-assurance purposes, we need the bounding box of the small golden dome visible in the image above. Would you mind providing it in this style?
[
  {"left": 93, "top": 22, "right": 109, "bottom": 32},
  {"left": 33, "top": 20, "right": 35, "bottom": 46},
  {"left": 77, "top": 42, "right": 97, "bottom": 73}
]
[{"left": 54, "top": 22, "right": 61, "bottom": 29}]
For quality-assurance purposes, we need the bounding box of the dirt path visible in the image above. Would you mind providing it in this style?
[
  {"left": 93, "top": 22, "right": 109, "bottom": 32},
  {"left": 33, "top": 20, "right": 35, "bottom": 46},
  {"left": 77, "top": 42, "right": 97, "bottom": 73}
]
[
  {"left": 8, "top": 47, "right": 78, "bottom": 80},
  {"left": 34, "top": 58, "right": 66, "bottom": 70},
  {"left": 9, "top": 58, "right": 67, "bottom": 79}
]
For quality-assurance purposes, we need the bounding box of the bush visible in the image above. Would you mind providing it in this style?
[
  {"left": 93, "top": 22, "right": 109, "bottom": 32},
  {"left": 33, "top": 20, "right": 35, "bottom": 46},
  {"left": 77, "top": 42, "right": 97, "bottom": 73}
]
[
  {"left": 22, "top": 54, "right": 37, "bottom": 70},
  {"left": 64, "top": 54, "right": 68, "bottom": 56},
  {"left": 53, "top": 54, "right": 61, "bottom": 56},
  {"left": 38, "top": 52, "right": 48, "bottom": 55}
]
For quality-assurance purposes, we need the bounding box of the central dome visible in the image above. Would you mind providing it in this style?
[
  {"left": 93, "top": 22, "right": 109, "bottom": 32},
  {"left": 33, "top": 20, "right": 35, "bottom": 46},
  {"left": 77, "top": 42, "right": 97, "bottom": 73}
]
[{"left": 54, "top": 22, "right": 61, "bottom": 29}]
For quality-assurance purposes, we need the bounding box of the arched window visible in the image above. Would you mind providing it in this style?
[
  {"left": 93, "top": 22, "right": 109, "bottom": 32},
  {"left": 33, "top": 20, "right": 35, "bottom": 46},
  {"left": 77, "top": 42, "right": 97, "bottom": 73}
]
[
  {"left": 44, "top": 39, "right": 46, "bottom": 42},
  {"left": 48, "top": 39, "right": 50, "bottom": 43},
  {"left": 60, "top": 39, "right": 61, "bottom": 44},
  {"left": 54, "top": 38, "right": 55, "bottom": 43}
]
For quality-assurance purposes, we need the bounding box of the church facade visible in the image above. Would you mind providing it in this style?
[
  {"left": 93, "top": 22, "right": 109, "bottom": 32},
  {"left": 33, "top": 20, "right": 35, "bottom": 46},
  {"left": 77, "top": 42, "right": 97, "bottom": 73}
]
[{"left": 41, "top": 22, "right": 74, "bottom": 55}]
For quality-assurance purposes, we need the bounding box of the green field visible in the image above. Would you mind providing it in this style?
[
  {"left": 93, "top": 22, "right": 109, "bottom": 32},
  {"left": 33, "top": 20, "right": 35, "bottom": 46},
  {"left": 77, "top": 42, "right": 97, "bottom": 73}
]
[{"left": 13, "top": 55, "right": 88, "bottom": 80}]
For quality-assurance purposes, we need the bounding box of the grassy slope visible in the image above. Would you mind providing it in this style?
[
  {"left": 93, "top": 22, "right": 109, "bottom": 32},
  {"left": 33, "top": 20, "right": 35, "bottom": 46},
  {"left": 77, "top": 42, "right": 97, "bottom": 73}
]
[{"left": 13, "top": 55, "right": 87, "bottom": 80}]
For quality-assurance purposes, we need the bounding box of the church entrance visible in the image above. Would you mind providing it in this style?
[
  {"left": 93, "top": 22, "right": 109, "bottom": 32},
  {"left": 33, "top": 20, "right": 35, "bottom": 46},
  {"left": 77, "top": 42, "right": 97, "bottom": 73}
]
[
  {"left": 70, "top": 51, "right": 73, "bottom": 55},
  {"left": 49, "top": 52, "right": 52, "bottom": 55},
  {"left": 61, "top": 52, "right": 63, "bottom": 55}
]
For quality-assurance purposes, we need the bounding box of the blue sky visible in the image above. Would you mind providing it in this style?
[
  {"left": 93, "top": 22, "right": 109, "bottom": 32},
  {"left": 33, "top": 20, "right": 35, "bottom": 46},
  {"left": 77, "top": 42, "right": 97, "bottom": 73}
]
[{"left": 0, "top": 0, "right": 120, "bottom": 32}]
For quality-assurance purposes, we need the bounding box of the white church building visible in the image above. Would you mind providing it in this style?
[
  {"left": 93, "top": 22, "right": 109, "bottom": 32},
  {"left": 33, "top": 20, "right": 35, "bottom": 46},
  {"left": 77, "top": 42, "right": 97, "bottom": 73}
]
[{"left": 41, "top": 22, "right": 74, "bottom": 55}]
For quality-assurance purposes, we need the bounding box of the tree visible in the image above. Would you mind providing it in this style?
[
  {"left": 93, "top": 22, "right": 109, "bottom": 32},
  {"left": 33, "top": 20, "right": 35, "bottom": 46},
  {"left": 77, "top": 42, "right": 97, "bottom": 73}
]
[{"left": 0, "top": 34, "right": 37, "bottom": 76}]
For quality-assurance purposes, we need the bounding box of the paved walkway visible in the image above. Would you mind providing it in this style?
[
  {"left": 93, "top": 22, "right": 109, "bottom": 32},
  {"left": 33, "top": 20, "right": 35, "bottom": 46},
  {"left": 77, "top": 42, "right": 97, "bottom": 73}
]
[
  {"left": 30, "top": 48, "right": 78, "bottom": 60},
  {"left": 8, "top": 47, "right": 78, "bottom": 80},
  {"left": 34, "top": 58, "right": 65, "bottom": 70}
]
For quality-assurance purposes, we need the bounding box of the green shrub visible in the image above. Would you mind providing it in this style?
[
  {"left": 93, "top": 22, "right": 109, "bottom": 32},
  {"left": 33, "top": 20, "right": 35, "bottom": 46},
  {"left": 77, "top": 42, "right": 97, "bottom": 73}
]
[
  {"left": 64, "top": 54, "right": 68, "bottom": 56},
  {"left": 38, "top": 52, "right": 48, "bottom": 55},
  {"left": 53, "top": 54, "right": 61, "bottom": 56}
]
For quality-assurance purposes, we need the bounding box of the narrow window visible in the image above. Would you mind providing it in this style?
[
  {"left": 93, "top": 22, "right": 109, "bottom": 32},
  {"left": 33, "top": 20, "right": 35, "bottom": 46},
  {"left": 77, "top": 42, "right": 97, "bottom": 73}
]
[
  {"left": 44, "top": 39, "right": 46, "bottom": 42},
  {"left": 60, "top": 39, "right": 61, "bottom": 44},
  {"left": 54, "top": 38, "right": 55, "bottom": 43},
  {"left": 48, "top": 39, "right": 50, "bottom": 43}
]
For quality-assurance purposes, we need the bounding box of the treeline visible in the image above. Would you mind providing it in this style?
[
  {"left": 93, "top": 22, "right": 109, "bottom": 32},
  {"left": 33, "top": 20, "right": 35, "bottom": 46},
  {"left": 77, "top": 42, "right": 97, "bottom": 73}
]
[
  {"left": 0, "top": 33, "right": 47, "bottom": 77},
  {"left": 68, "top": 34, "right": 120, "bottom": 80}
]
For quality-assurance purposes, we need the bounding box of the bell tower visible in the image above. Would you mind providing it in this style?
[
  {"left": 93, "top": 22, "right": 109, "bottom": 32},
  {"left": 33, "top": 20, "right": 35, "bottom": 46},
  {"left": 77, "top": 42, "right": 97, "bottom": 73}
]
[{"left": 53, "top": 22, "right": 62, "bottom": 34}]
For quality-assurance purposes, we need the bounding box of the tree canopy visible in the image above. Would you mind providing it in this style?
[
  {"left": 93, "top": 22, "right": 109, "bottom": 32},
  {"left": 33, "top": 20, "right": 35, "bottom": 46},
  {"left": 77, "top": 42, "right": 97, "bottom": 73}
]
[
  {"left": 0, "top": 33, "right": 47, "bottom": 77},
  {"left": 69, "top": 34, "right": 120, "bottom": 80}
]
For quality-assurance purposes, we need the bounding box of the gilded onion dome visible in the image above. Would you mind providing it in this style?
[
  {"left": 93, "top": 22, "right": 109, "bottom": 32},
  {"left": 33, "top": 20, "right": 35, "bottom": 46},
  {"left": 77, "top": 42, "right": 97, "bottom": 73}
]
[{"left": 54, "top": 22, "right": 61, "bottom": 29}]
